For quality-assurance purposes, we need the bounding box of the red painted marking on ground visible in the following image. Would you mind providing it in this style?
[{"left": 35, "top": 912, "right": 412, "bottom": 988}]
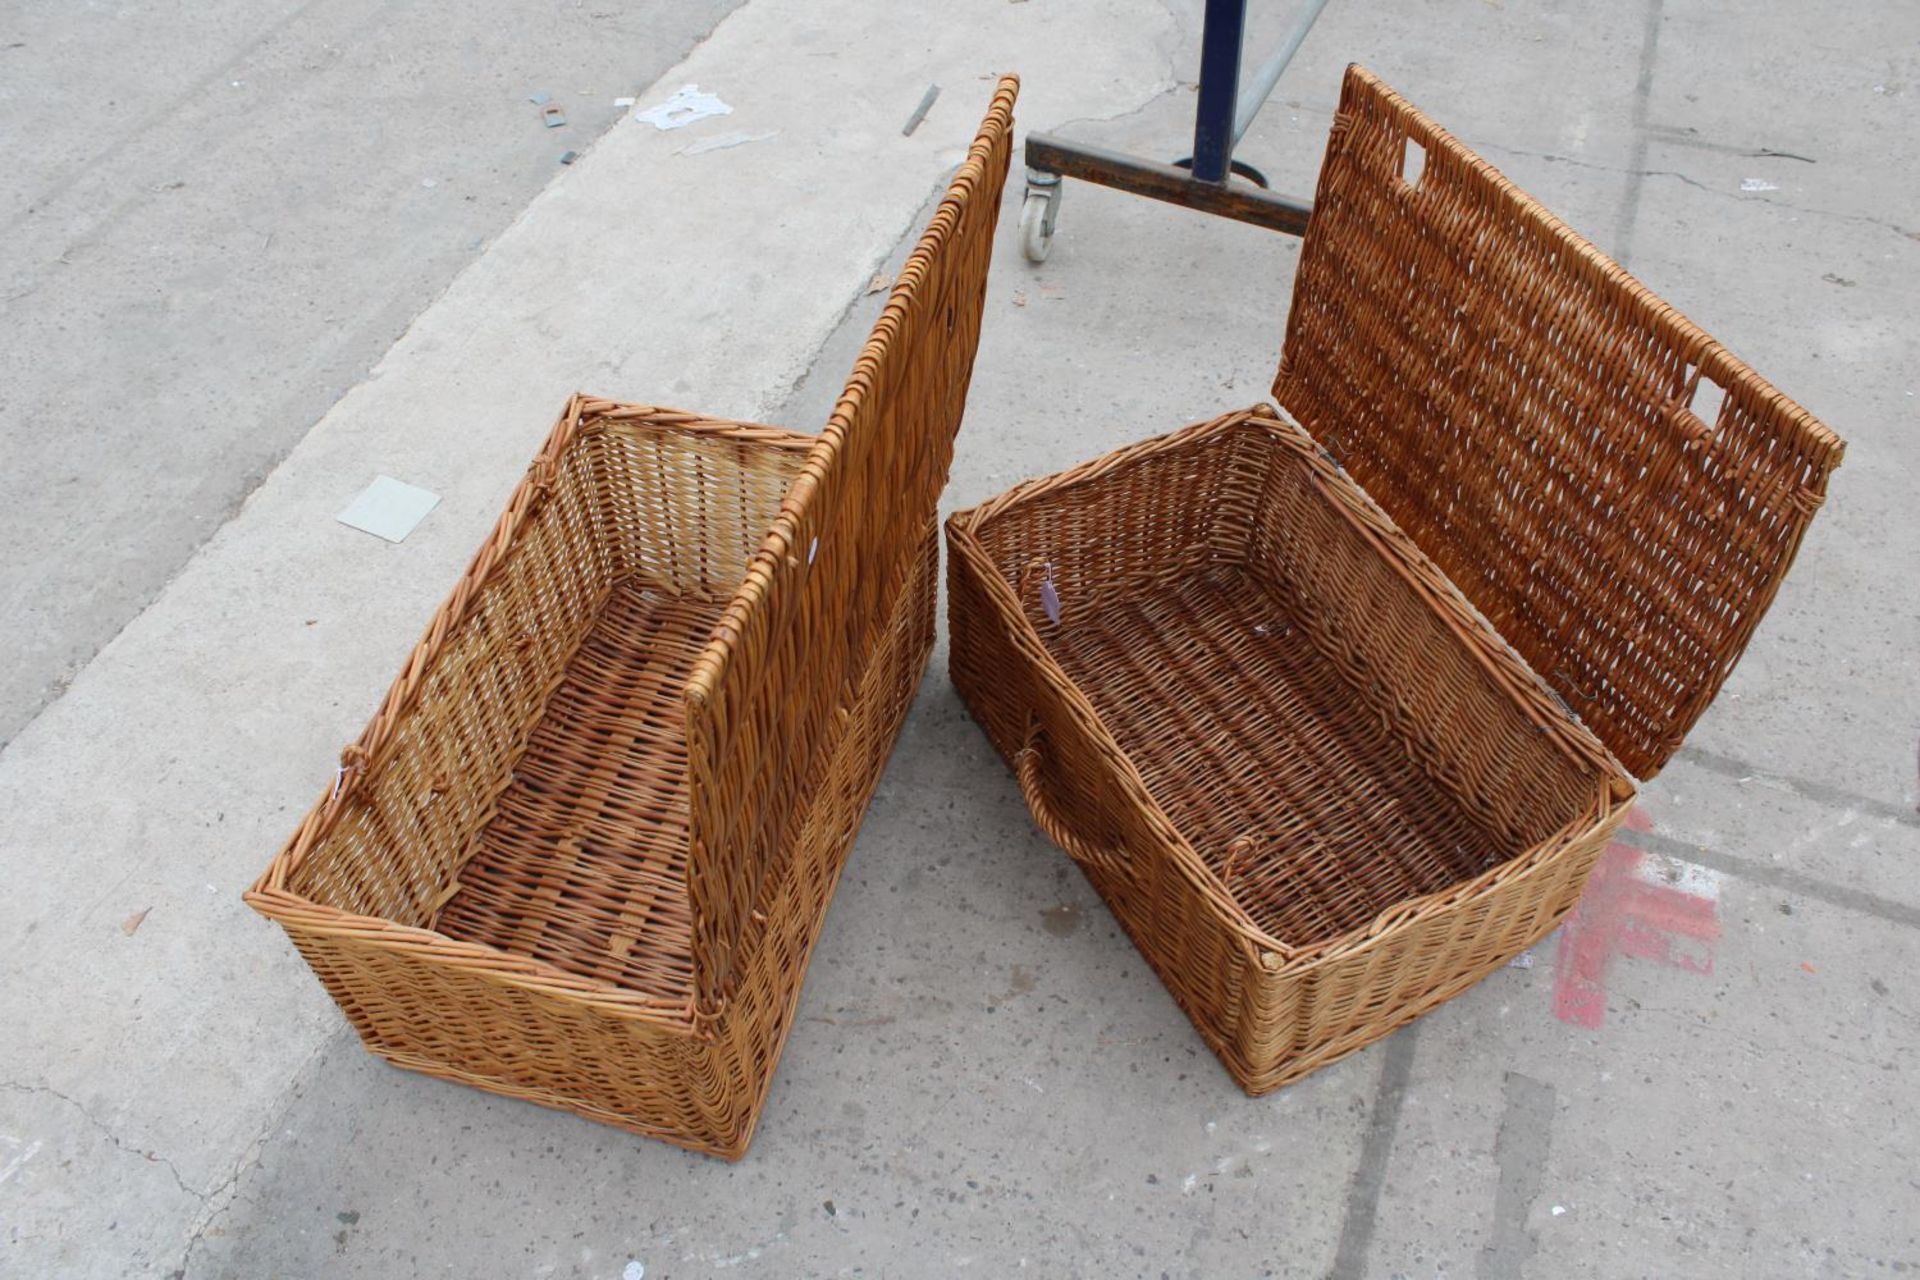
[{"left": 1552, "top": 809, "right": 1720, "bottom": 1028}]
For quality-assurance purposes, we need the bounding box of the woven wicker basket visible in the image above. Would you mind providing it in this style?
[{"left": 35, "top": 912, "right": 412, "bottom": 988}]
[
  {"left": 947, "top": 65, "right": 1842, "bottom": 1095},
  {"left": 247, "top": 78, "right": 1017, "bottom": 1157}
]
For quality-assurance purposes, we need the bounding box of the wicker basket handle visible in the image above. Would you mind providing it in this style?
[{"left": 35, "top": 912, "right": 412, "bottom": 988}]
[{"left": 1015, "top": 719, "right": 1131, "bottom": 880}]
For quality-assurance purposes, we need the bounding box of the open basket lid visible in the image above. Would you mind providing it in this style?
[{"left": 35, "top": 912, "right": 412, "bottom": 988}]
[
  {"left": 1273, "top": 65, "right": 1845, "bottom": 780},
  {"left": 681, "top": 77, "right": 1019, "bottom": 1006}
]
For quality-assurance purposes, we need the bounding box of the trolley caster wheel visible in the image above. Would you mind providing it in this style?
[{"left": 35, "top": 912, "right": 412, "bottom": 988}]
[{"left": 1019, "top": 188, "right": 1058, "bottom": 263}]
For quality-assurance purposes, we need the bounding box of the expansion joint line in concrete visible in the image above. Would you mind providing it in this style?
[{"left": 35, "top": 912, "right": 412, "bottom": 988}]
[{"left": 1327, "top": 1026, "right": 1419, "bottom": 1279}]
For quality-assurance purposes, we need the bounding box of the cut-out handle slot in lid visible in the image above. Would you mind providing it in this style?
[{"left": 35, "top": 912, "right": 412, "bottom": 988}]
[{"left": 1399, "top": 136, "right": 1426, "bottom": 187}]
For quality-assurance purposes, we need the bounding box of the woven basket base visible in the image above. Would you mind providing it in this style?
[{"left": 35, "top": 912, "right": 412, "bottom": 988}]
[
  {"left": 434, "top": 577, "right": 715, "bottom": 1002},
  {"left": 1046, "top": 562, "right": 1509, "bottom": 948}
]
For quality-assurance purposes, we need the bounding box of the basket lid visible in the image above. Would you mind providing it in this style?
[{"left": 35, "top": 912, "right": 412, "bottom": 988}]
[
  {"left": 682, "top": 77, "right": 1019, "bottom": 1007},
  {"left": 1273, "top": 65, "right": 1844, "bottom": 779}
]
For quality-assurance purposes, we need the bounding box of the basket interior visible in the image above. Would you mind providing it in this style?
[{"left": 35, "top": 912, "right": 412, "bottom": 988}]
[
  {"left": 976, "top": 415, "right": 1614, "bottom": 949},
  {"left": 284, "top": 410, "right": 807, "bottom": 1002},
  {"left": 431, "top": 579, "right": 716, "bottom": 999},
  {"left": 1043, "top": 563, "right": 1511, "bottom": 943}
]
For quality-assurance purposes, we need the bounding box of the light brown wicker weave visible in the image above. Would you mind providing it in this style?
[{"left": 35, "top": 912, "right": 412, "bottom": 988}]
[
  {"left": 947, "top": 65, "right": 1842, "bottom": 1095},
  {"left": 247, "top": 77, "right": 1018, "bottom": 1157}
]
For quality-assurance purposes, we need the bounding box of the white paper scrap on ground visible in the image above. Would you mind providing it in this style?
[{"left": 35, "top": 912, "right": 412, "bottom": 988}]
[
  {"left": 336, "top": 476, "right": 440, "bottom": 543},
  {"left": 1740, "top": 177, "right": 1780, "bottom": 192},
  {"left": 632, "top": 83, "right": 732, "bottom": 130}
]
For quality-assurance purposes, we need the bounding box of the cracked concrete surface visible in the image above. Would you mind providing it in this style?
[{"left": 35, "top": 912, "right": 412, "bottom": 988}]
[
  {"left": 1, "top": 1081, "right": 199, "bottom": 1201},
  {"left": 3, "top": 0, "right": 1917, "bottom": 1276}
]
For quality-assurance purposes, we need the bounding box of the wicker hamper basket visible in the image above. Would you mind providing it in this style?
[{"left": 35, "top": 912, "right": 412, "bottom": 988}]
[
  {"left": 247, "top": 78, "right": 1017, "bottom": 1157},
  {"left": 947, "top": 66, "right": 1842, "bottom": 1095}
]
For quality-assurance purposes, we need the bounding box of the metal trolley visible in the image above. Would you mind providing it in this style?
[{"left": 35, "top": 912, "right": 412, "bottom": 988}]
[{"left": 1018, "top": 0, "right": 1329, "bottom": 261}]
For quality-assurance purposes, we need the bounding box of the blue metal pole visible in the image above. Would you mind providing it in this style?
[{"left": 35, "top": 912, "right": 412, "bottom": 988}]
[{"left": 1190, "top": 0, "right": 1246, "bottom": 185}]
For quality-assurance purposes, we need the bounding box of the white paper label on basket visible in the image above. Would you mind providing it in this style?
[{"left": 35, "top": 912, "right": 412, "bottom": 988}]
[
  {"left": 336, "top": 476, "right": 440, "bottom": 543},
  {"left": 1040, "top": 577, "right": 1061, "bottom": 626}
]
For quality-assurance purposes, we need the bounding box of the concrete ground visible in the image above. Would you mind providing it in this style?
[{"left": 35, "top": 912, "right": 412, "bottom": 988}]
[
  {"left": 2, "top": 1, "right": 1916, "bottom": 1277},
  {"left": 0, "top": 0, "right": 739, "bottom": 746}
]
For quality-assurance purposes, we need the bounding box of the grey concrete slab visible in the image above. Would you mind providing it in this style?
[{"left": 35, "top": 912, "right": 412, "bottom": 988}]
[
  {"left": 0, "top": 0, "right": 741, "bottom": 746},
  {"left": 4, "top": 0, "right": 1917, "bottom": 1276},
  {"left": 1635, "top": 760, "right": 1920, "bottom": 917},
  {"left": 1380, "top": 885, "right": 1920, "bottom": 1279}
]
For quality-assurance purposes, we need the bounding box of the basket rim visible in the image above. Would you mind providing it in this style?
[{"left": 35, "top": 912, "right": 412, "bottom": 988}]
[
  {"left": 247, "top": 396, "right": 815, "bottom": 1023},
  {"left": 948, "top": 405, "right": 1634, "bottom": 969},
  {"left": 243, "top": 884, "right": 700, "bottom": 1027}
]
